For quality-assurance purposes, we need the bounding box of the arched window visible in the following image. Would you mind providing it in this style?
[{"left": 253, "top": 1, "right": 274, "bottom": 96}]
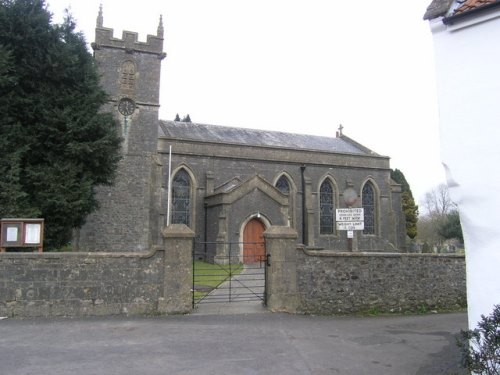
[
  {"left": 172, "top": 169, "right": 190, "bottom": 225},
  {"left": 121, "top": 61, "right": 135, "bottom": 90},
  {"left": 275, "top": 175, "right": 290, "bottom": 195},
  {"left": 362, "top": 182, "right": 376, "bottom": 235},
  {"left": 320, "top": 180, "right": 335, "bottom": 234}
]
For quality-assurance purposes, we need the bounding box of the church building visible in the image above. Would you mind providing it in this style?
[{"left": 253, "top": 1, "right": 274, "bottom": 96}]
[{"left": 75, "top": 8, "right": 406, "bottom": 257}]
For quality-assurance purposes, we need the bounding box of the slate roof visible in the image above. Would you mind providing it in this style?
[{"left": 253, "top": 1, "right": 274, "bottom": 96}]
[
  {"left": 424, "top": 0, "right": 455, "bottom": 19},
  {"left": 424, "top": 0, "right": 500, "bottom": 19},
  {"left": 158, "top": 120, "right": 379, "bottom": 156}
]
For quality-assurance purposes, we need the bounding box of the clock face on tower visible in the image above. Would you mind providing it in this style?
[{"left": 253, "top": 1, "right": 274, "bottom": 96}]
[{"left": 118, "top": 98, "right": 136, "bottom": 116}]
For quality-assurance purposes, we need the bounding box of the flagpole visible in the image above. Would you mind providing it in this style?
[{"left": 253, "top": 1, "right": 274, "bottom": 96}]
[{"left": 166, "top": 145, "right": 172, "bottom": 226}]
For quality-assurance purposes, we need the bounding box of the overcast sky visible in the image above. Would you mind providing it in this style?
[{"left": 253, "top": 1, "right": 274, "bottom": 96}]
[{"left": 45, "top": 0, "right": 442, "bottom": 204}]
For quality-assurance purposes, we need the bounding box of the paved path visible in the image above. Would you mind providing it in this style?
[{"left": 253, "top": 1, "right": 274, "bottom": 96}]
[
  {"left": 194, "top": 264, "right": 267, "bottom": 315},
  {"left": 0, "top": 312, "right": 467, "bottom": 375}
]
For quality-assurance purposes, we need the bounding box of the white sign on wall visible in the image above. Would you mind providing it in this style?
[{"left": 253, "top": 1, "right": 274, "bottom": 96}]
[
  {"left": 336, "top": 208, "right": 364, "bottom": 231},
  {"left": 336, "top": 208, "right": 364, "bottom": 222},
  {"left": 337, "top": 221, "right": 364, "bottom": 231}
]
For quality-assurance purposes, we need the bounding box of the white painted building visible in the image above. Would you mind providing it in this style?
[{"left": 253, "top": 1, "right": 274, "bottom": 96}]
[{"left": 424, "top": 0, "right": 500, "bottom": 329}]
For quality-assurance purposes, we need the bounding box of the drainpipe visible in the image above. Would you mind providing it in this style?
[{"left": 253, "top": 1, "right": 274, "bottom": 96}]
[
  {"left": 204, "top": 202, "right": 208, "bottom": 260},
  {"left": 300, "top": 165, "right": 307, "bottom": 246}
]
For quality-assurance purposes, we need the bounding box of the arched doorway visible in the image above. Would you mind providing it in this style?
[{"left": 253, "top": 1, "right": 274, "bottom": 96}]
[{"left": 243, "top": 218, "right": 266, "bottom": 264}]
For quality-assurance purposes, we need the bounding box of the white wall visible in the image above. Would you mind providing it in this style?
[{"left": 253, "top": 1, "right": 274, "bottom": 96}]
[{"left": 429, "top": 10, "right": 500, "bottom": 329}]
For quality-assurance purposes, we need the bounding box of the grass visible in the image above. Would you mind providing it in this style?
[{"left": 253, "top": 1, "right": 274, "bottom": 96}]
[{"left": 192, "top": 260, "right": 244, "bottom": 301}]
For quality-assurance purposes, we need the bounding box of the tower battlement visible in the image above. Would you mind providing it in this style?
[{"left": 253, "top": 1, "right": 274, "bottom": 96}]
[
  {"left": 92, "top": 6, "right": 165, "bottom": 59},
  {"left": 93, "top": 28, "right": 165, "bottom": 57}
]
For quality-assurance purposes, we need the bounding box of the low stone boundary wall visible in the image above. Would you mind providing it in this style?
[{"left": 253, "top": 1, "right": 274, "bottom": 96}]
[
  {"left": 265, "top": 226, "right": 466, "bottom": 315},
  {"left": 1, "top": 224, "right": 466, "bottom": 318},
  {"left": 0, "top": 250, "right": 164, "bottom": 317},
  {"left": 0, "top": 224, "right": 194, "bottom": 318},
  {"left": 297, "top": 249, "right": 466, "bottom": 315}
]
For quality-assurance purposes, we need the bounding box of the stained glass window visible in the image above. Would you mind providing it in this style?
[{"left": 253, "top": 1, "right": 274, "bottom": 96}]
[
  {"left": 362, "top": 183, "right": 375, "bottom": 234},
  {"left": 276, "top": 175, "right": 290, "bottom": 195},
  {"left": 172, "top": 169, "right": 190, "bottom": 225},
  {"left": 320, "top": 180, "right": 334, "bottom": 234}
]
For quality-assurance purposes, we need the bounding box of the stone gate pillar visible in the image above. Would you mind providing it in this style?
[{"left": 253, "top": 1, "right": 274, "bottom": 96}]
[
  {"left": 264, "top": 226, "right": 299, "bottom": 313},
  {"left": 158, "top": 224, "right": 194, "bottom": 314}
]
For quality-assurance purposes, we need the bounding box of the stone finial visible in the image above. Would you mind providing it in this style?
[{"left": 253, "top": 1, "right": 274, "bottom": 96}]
[
  {"left": 157, "top": 15, "right": 164, "bottom": 38},
  {"left": 96, "top": 4, "right": 103, "bottom": 28}
]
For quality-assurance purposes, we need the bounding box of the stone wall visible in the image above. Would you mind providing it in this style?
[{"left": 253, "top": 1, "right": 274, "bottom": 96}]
[
  {"left": 0, "top": 250, "right": 163, "bottom": 317},
  {"left": 76, "top": 155, "right": 160, "bottom": 252},
  {"left": 265, "top": 226, "right": 466, "bottom": 315},
  {"left": 1, "top": 224, "right": 466, "bottom": 318},
  {"left": 0, "top": 225, "right": 194, "bottom": 318},
  {"left": 159, "top": 136, "right": 406, "bottom": 251},
  {"left": 296, "top": 248, "right": 466, "bottom": 315}
]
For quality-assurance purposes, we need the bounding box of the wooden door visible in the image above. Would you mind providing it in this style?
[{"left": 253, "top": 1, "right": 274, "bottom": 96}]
[{"left": 243, "top": 218, "right": 266, "bottom": 263}]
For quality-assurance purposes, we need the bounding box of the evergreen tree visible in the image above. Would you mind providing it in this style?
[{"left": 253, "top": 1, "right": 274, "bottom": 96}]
[
  {"left": 438, "top": 210, "right": 464, "bottom": 243},
  {"left": 174, "top": 113, "right": 180, "bottom": 121},
  {"left": 418, "top": 184, "right": 462, "bottom": 249},
  {"left": 0, "top": 0, "right": 121, "bottom": 249},
  {"left": 391, "top": 169, "right": 418, "bottom": 239}
]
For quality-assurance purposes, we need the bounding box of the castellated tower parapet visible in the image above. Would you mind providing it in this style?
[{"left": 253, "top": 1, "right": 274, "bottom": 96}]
[
  {"left": 92, "top": 26, "right": 166, "bottom": 58},
  {"left": 93, "top": 4, "right": 165, "bottom": 54}
]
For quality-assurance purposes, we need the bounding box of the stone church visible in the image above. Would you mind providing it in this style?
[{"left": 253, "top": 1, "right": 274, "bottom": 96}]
[{"left": 75, "top": 8, "right": 406, "bottom": 258}]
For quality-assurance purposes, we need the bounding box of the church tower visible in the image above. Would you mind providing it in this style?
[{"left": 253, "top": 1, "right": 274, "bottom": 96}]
[{"left": 75, "top": 6, "right": 166, "bottom": 251}]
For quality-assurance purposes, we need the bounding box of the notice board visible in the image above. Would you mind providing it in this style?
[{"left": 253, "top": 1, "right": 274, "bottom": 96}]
[{"left": 0, "top": 218, "right": 44, "bottom": 252}]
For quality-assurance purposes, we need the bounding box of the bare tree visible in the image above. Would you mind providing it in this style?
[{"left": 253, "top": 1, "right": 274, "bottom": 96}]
[
  {"left": 418, "top": 184, "right": 462, "bottom": 252},
  {"left": 421, "top": 184, "right": 456, "bottom": 217}
]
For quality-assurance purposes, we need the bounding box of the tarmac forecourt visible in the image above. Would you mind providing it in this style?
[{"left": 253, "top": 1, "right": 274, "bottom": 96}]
[{"left": 0, "top": 312, "right": 467, "bottom": 375}]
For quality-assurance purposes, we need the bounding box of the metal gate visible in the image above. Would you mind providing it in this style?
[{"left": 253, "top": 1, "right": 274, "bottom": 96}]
[{"left": 192, "top": 241, "right": 269, "bottom": 307}]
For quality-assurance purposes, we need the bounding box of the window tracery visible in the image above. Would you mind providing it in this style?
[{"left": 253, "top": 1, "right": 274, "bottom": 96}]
[
  {"left": 362, "top": 182, "right": 375, "bottom": 234},
  {"left": 172, "top": 169, "right": 190, "bottom": 225},
  {"left": 276, "top": 175, "right": 290, "bottom": 195},
  {"left": 320, "top": 180, "right": 335, "bottom": 234}
]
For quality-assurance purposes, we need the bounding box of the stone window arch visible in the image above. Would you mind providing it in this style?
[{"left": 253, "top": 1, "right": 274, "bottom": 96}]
[
  {"left": 274, "top": 172, "right": 297, "bottom": 227},
  {"left": 275, "top": 175, "right": 290, "bottom": 195},
  {"left": 171, "top": 169, "right": 191, "bottom": 226},
  {"left": 319, "top": 178, "right": 336, "bottom": 235},
  {"left": 361, "top": 180, "right": 378, "bottom": 235}
]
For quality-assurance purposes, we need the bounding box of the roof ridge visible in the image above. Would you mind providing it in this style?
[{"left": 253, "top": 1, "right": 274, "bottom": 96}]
[
  {"left": 159, "top": 120, "right": 383, "bottom": 157},
  {"left": 338, "top": 134, "right": 379, "bottom": 156},
  {"left": 160, "top": 119, "right": 339, "bottom": 140}
]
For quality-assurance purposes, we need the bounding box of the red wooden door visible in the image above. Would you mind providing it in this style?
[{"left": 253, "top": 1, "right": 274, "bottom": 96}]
[{"left": 243, "top": 218, "right": 266, "bottom": 263}]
